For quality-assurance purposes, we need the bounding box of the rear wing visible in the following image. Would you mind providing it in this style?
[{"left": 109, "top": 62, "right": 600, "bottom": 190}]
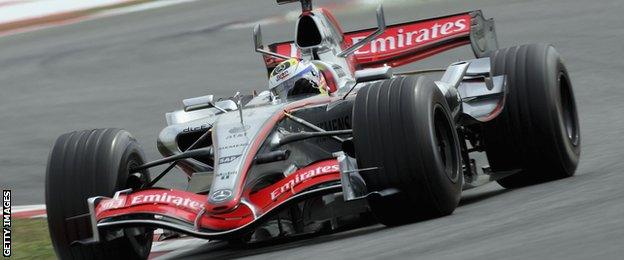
[{"left": 264, "top": 10, "right": 497, "bottom": 72}]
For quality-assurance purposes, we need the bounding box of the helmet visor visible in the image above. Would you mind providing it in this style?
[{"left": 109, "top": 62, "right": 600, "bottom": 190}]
[{"left": 271, "top": 66, "right": 317, "bottom": 99}]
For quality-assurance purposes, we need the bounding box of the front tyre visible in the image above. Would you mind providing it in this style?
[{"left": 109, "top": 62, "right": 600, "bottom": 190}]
[
  {"left": 483, "top": 44, "right": 581, "bottom": 188},
  {"left": 46, "top": 129, "right": 153, "bottom": 260},
  {"left": 352, "top": 76, "right": 463, "bottom": 225}
]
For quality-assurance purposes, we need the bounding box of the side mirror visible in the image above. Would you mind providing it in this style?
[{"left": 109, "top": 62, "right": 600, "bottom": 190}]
[
  {"left": 183, "top": 95, "right": 214, "bottom": 112},
  {"left": 253, "top": 24, "right": 263, "bottom": 51},
  {"left": 214, "top": 99, "right": 238, "bottom": 111},
  {"left": 183, "top": 95, "right": 240, "bottom": 113},
  {"left": 337, "top": 5, "right": 386, "bottom": 57},
  {"left": 276, "top": 0, "right": 312, "bottom": 11},
  {"left": 354, "top": 66, "right": 393, "bottom": 83},
  {"left": 253, "top": 24, "right": 293, "bottom": 60}
]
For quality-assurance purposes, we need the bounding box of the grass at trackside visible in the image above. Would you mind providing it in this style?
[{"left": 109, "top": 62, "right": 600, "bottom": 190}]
[{"left": 11, "top": 218, "right": 55, "bottom": 260}]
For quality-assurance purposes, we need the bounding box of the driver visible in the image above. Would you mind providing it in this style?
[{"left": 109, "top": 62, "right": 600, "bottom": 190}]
[{"left": 269, "top": 58, "right": 328, "bottom": 100}]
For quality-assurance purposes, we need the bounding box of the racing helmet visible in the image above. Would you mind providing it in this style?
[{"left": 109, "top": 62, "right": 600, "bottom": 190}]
[{"left": 269, "top": 58, "right": 327, "bottom": 99}]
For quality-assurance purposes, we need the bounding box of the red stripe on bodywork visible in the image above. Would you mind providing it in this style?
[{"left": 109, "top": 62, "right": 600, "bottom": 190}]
[{"left": 96, "top": 159, "right": 340, "bottom": 231}]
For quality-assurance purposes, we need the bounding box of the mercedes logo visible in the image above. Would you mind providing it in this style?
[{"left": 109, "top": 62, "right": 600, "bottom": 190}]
[{"left": 210, "top": 189, "right": 232, "bottom": 202}]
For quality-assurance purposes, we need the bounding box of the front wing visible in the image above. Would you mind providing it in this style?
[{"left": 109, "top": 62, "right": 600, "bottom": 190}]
[{"left": 84, "top": 159, "right": 346, "bottom": 242}]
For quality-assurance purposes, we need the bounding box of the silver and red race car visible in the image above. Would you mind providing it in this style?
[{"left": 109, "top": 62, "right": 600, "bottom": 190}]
[{"left": 45, "top": 0, "right": 580, "bottom": 259}]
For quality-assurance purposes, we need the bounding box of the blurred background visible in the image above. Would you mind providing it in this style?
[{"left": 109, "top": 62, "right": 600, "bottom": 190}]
[{"left": 1, "top": 0, "right": 623, "bottom": 259}]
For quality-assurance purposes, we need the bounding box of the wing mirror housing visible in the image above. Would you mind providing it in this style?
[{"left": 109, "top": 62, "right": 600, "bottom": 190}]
[
  {"left": 213, "top": 99, "right": 238, "bottom": 112},
  {"left": 183, "top": 95, "right": 239, "bottom": 113},
  {"left": 337, "top": 5, "right": 386, "bottom": 57},
  {"left": 276, "top": 0, "right": 312, "bottom": 11},
  {"left": 183, "top": 95, "right": 214, "bottom": 112},
  {"left": 354, "top": 66, "right": 393, "bottom": 83},
  {"left": 253, "top": 24, "right": 293, "bottom": 61}
]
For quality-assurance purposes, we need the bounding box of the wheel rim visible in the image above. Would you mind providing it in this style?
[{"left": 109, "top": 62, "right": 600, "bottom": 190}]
[
  {"left": 124, "top": 155, "right": 153, "bottom": 258},
  {"left": 559, "top": 73, "right": 580, "bottom": 146},
  {"left": 433, "top": 105, "right": 460, "bottom": 183},
  {"left": 126, "top": 158, "right": 148, "bottom": 190}
]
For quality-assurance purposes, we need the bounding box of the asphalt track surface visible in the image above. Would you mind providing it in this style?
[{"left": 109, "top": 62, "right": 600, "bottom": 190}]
[{"left": 1, "top": 0, "right": 624, "bottom": 259}]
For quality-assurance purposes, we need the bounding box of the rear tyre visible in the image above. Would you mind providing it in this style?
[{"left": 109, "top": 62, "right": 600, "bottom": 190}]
[
  {"left": 46, "top": 129, "right": 153, "bottom": 260},
  {"left": 353, "top": 76, "right": 463, "bottom": 225},
  {"left": 483, "top": 44, "right": 580, "bottom": 188}
]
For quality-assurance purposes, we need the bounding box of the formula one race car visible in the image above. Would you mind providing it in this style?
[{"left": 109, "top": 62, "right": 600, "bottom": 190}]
[{"left": 45, "top": 0, "right": 581, "bottom": 259}]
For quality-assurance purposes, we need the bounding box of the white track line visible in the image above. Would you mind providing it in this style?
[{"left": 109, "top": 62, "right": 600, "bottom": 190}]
[
  {"left": 0, "top": 0, "right": 198, "bottom": 38},
  {"left": 12, "top": 204, "right": 46, "bottom": 212},
  {"left": 221, "top": 0, "right": 377, "bottom": 31},
  {"left": 0, "top": 0, "right": 128, "bottom": 24},
  {"left": 93, "top": 0, "right": 198, "bottom": 19}
]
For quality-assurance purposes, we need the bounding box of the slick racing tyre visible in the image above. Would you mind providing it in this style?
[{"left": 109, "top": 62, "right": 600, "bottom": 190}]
[
  {"left": 483, "top": 44, "right": 580, "bottom": 188},
  {"left": 353, "top": 75, "right": 463, "bottom": 225},
  {"left": 46, "top": 129, "right": 153, "bottom": 259}
]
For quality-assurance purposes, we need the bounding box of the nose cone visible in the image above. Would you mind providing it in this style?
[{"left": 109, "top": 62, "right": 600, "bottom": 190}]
[{"left": 206, "top": 103, "right": 287, "bottom": 213}]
